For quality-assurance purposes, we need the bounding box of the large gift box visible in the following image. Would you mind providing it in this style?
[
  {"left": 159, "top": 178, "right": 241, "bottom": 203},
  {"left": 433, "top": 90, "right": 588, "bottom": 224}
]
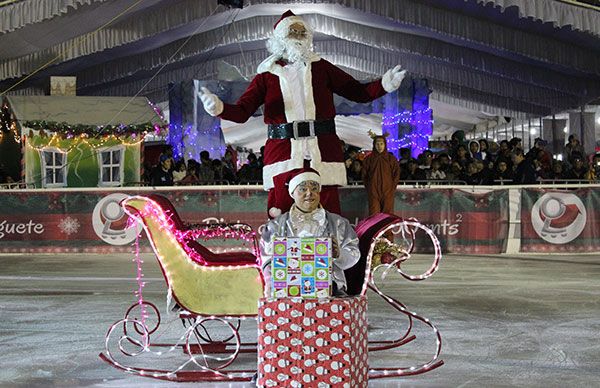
[
  {"left": 257, "top": 296, "right": 368, "bottom": 388},
  {"left": 271, "top": 237, "right": 332, "bottom": 298}
]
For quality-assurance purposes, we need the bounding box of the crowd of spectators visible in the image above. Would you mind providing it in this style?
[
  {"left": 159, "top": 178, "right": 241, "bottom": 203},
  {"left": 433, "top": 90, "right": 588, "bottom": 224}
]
[
  {"left": 2, "top": 134, "right": 599, "bottom": 189},
  {"left": 344, "top": 133, "right": 600, "bottom": 185},
  {"left": 143, "top": 146, "right": 265, "bottom": 186},
  {"left": 143, "top": 133, "right": 600, "bottom": 188}
]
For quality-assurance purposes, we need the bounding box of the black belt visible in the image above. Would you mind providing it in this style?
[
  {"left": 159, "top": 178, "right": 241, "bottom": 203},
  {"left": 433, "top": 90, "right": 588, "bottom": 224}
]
[{"left": 268, "top": 120, "right": 336, "bottom": 139}]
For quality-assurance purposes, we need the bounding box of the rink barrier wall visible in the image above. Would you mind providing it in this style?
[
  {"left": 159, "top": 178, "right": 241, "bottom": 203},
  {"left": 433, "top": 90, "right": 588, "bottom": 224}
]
[{"left": 0, "top": 184, "right": 597, "bottom": 254}]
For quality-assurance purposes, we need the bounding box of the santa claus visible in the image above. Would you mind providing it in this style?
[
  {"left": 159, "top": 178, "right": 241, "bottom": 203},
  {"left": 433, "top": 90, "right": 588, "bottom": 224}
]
[{"left": 200, "top": 10, "right": 406, "bottom": 218}]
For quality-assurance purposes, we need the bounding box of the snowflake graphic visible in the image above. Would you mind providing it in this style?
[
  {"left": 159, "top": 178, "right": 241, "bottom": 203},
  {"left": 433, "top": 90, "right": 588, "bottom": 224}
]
[{"left": 59, "top": 216, "right": 80, "bottom": 236}]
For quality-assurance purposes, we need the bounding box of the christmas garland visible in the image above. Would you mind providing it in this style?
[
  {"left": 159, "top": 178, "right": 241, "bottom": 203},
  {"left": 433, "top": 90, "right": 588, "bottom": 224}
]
[{"left": 22, "top": 120, "right": 167, "bottom": 136}]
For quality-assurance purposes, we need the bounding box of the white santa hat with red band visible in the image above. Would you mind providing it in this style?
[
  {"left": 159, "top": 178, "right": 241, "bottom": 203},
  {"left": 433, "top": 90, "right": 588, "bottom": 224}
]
[
  {"left": 287, "top": 167, "right": 321, "bottom": 196},
  {"left": 273, "top": 10, "right": 307, "bottom": 38}
]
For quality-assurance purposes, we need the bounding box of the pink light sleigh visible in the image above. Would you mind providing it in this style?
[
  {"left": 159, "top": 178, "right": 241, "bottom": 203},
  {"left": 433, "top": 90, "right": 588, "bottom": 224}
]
[{"left": 99, "top": 194, "right": 444, "bottom": 383}]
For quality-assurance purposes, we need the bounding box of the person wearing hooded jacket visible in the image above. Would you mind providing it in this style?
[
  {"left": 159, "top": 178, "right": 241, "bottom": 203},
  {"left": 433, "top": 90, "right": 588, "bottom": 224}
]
[
  {"left": 468, "top": 140, "right": 482, "bottom": 160},
  {"left": 361, "top": 135, "right": 400, "bottom": 216}
]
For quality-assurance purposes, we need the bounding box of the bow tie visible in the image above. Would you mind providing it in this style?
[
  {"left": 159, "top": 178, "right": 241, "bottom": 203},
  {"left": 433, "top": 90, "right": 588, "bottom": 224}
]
[{"left": 291, "top": 206, "right": 326, "bottom": 225}]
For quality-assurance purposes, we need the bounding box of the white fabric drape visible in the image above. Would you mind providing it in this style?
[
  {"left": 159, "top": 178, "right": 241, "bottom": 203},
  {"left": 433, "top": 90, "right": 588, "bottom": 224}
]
[
  {"left": 0, "top": 0, "right": 223, "bottom": 79},
  {"left": 431, "top": 87, "right": 535, "bottom": 121},
  {"left": 78, "top": 32, "right": 584, "bottom": 99},
  {"left": 0, "top": 0, "right": 105, "bottom": 34},
  {"left": 4, "top": 0, "right": 597, "bottom": 37},
  {"left": 2, "top": 1, "right": 599, "bottom": 81},
  {"left": 78, "top": 39, "right": 579, "bottom": 117},
  {"left": 0, "top": 0, "right": 167, "bottom": 61},
  {"left": 480, "top": 0, "right": 600, "bottom": 37},
  {"left": 2, "top": 0, "right": 598, "bottom": 122}
]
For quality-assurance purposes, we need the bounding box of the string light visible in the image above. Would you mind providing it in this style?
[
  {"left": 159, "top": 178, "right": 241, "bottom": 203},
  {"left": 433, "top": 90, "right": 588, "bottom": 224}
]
[
  {"left": 149, "top": 100, "right": 167, "bottom": 124},
  {"left": 101, "top": 198, "right": 444, "bottom": 382},
  {"left": 0, "top": 100, "right": 20, "bottom": 144},
  {"left": 121, "top": 195, "right": 264, "bottom": 296},
  {"left": 102, "top": 315, "right": 254, "bottom": 381},
  {"left": 381, "top": 100, "right": 433, "bottom": 158},
  {"left": 387, "top": 133, "right": 431, "bottom": 156},
  {"left": 129, "top": 198, "right": 260, "bottom": 262},
  {"left": 168, "top": 122, "right": 226, "bottom": 161},
  {"left": 166, "top": 123, "right": 187, "bottom": 160},
  {"left": 26, "top": 133, "right": 145, "bottom": 152},
  {"left": 363, "top": 216, "right": 444, "bottom": 378},
  {"left": 100, "top": 195, "right": 264, "bottom": 382},
  {"left": 21, "top": 120, "right": 166, "bottom": 137},
  {"left": 132, "top": 223, "right": 148, "bottom": 340},
  {"left": 381, "top": 108, "right": 433, "bottom": 127},
  {"left": 0, "top": 95, "right": 166, "bottom": 147}
]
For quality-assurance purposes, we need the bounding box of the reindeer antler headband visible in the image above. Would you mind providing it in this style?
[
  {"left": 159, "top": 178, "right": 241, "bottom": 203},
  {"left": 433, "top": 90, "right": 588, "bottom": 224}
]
[{"left": 368, "top": 129, "right": 390, "bottom": 140}]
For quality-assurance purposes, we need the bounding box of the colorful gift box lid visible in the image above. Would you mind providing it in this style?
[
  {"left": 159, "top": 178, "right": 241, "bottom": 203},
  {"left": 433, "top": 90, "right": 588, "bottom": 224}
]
[{"left": 271, "top": 237, "right": 332, "bottom": 299}]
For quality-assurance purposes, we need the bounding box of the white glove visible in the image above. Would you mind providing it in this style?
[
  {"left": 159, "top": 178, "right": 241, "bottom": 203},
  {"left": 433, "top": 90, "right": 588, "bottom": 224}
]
[
  {"left": 381, "top": 65, "right": 407, "bottom": 93},
  {"left": 199, "top": 86, "right": 224, "bottom": 116}
]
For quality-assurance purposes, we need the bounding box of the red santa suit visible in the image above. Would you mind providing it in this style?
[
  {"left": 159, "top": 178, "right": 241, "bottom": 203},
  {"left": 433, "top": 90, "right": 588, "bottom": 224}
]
[
  {"left": 200, "top": 11, "right": 405, "bottom": 217},
  {"left": 218, "top": 55, "right": 387, "bottom": 217}
]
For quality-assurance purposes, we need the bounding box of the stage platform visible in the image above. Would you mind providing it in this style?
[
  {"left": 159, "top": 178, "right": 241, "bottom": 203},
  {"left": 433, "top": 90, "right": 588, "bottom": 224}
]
[{"left": 0, "top": 252, "right": 598, "bottom": 387}]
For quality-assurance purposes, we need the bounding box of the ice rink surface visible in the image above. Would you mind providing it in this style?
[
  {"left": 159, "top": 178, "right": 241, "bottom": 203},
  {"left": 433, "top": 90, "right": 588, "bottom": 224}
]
[{"left": 0, "top": 252, "right": 598, "bottom": 387}]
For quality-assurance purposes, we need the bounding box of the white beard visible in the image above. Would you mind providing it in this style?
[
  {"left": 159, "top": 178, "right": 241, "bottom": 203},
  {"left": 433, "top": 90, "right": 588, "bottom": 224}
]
[
  {"left": 285, "top": 38, "right": 314, "bottom": 63},
  {"left": 266, "top": 35, "right": 315, "bottom": 63}
]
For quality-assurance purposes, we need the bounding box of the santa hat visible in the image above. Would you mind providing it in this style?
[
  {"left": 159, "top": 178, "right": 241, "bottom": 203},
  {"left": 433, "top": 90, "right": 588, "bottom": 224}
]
[
  {"left": 273, "top": 10, "right": 306, "bottom": 38},
  {"left": 287, "top": 167, "right": 320, "bottom": 196}
]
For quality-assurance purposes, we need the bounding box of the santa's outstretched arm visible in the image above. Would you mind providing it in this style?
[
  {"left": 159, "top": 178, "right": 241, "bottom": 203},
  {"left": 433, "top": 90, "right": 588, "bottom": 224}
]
[
  {"left": 381, "top": 65, "right": 408, "bottom": 93},
  {"left": 199, "top": 75, "right": 267, "bottom": 123},
  {"left": 326, "top": 60, "right": 407, "bottom": 102},
  {"left": 199, "top": 87, "right": 224, "bottom": 116}
]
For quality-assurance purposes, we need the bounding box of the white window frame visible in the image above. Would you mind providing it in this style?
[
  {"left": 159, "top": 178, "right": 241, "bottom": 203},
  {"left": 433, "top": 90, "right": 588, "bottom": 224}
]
[
  {"left": 97, "top": 146, "right": 125, "bottom": 187},
  {"left": 40, "top": 147, "right": 68, "bottom": 188}
]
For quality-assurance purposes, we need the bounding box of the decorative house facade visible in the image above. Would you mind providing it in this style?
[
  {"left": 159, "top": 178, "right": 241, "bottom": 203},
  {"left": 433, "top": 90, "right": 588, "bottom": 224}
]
[{"left": 0, "top": 96, "right": 166, "bottom": 188}]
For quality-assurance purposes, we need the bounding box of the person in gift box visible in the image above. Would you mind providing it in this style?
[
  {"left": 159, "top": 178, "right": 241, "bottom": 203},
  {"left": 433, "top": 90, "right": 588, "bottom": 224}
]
[{"left": 260, "top": 168, "right": 360, "bottom": 296}]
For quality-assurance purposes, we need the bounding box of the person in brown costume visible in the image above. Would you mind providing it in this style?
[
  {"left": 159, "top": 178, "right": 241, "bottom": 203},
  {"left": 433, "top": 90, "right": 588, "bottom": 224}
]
[{"left": 362, "top": 134, "right": 400, "bottom": 217}]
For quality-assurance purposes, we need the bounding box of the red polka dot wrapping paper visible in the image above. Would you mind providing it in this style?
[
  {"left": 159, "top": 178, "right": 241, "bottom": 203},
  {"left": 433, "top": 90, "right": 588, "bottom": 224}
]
[{"left": 257, "top": 296, "right": 368, "bottom": 387}]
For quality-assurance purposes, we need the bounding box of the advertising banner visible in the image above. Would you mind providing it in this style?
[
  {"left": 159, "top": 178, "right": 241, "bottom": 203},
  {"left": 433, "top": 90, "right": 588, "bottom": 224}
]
[
  {"left": 521, "top": 188, "right": 600, "bottom": 252},
  {"left": 0, "top": 188, "right": 267, "bottom": 253},
  {"left": 0, "top": 187, "right": 509, "bottom": 254},
  {"left": 343, "top": 188, "right": 509, "bottom": 254}
]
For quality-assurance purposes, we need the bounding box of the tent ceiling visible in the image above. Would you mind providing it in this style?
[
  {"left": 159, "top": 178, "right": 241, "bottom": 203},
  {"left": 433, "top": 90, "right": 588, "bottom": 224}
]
[{"left": 0, "top": 0, "right": 599, "bottom": 141}]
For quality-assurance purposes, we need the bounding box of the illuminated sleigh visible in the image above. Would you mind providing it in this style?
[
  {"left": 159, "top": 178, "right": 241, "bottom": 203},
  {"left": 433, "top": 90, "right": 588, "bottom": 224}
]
[{"left": 99, "top": 194, "right": 443, "bottom": 383}]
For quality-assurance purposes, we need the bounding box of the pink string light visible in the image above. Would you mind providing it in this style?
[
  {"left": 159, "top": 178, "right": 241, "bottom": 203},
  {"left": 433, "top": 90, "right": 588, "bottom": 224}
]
[
  {"left": 104, "top": 197, "right": 445, "bottom": 382},
  {"left": 132, "top": 227, "right": 148, "bottom": 343},
  {"left": 135, "top": 199, "right": 261, "bottom": 267}
]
